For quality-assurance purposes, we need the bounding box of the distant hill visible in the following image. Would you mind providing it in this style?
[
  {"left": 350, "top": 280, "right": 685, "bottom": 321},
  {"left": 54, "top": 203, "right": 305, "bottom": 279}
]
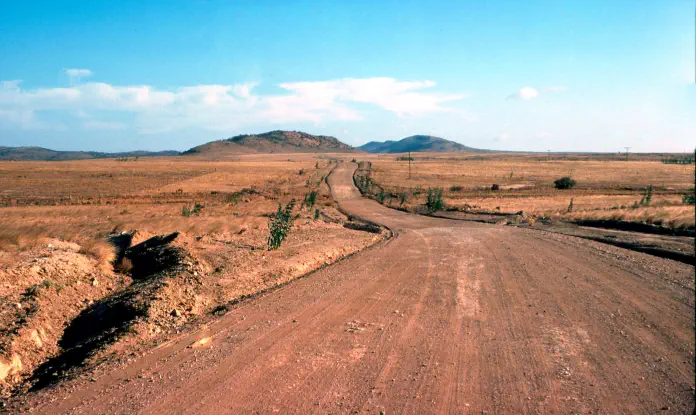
[
  {"left": 182, "top": 130, "right": 357, "bottom": 155},
  {"left": 0, "top": 146, "right": 179, "bottom": 161},
  {"left": 358, "top": 135, "right": 490, "bottom": 153}
]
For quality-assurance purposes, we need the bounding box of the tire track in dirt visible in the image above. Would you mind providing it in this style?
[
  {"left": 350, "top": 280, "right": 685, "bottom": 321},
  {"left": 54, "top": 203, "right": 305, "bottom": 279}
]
[{"left": 15, "top": 162, "right": 695, "bottom": 415}]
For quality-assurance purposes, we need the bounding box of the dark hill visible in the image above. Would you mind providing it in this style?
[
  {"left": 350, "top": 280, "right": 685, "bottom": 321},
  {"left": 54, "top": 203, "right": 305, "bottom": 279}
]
[
  {"left": 0, "top": 146, "right": 179, "bottom": 161},
  {"left": 358, "top": 135, "right": 490, "bottom": 153},
  {"left": 182, "top": 130, "right": 357, "bottom": 155}
]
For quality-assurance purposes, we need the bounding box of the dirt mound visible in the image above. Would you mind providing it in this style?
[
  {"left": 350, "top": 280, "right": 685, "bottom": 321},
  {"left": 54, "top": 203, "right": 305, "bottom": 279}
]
[
  {"left": 29, "top": 232, "right": 199, "bottom": 390},
  {"left": 0, "top": 240, "right": 130, "bottom": 397}
]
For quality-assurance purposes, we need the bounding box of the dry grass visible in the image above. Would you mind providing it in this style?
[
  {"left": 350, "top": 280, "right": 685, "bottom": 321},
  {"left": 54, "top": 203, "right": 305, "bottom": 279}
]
[
  {"left": 0, "top": 154, "right": 339, "bottom": 266},
  {"left": 563, "top": 205, "right": 695, "bottom": 230},
  {"left": 362, "top": 152, "right": 694, "bottom": 230}
]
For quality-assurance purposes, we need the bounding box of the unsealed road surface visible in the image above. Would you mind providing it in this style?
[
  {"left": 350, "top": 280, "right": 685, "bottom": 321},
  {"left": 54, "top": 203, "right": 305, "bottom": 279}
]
[{"left": 22, "top": 163, "right": 696, "bottom": 414}]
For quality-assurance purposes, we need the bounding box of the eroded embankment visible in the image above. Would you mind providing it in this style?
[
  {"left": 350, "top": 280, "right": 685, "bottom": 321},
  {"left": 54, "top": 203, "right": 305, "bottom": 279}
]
[{"left": 0, "top": 170, "right": 387, "bottom": 399}]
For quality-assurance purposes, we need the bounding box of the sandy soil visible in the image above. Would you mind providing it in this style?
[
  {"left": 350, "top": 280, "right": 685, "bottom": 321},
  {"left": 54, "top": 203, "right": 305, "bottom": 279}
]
[
  {"left": 0, "top": 155, "right": 381, "bottom": 398},
  {"left": 11, "top": 162, "right": 694, "bottom": 414}
]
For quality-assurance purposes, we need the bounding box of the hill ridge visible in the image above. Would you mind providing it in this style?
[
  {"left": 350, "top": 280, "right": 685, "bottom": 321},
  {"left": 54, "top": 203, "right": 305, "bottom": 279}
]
[
  {"left": 182, "top": 130, "right": 357, "bottom": 155},
  {"left": 358, "top": 135, "right": 490, "bottom": 153}
]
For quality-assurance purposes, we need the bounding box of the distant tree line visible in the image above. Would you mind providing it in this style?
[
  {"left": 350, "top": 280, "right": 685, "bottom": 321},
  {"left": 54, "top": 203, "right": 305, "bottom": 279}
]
[{"left": 661, "top": 157, "right": 694, "bottom": 165}]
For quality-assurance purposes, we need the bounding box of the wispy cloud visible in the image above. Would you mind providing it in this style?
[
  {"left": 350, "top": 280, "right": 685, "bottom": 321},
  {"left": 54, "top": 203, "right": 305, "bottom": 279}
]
[
  {"left": 0, "top": 76, "right": 467, "bottom": 133},
  {"left": 507, "top": 85, "right": 567, "bottom": 100},
  {"left": 507, "top": 87, "right": 539, "bottom": 100},
  {"left": 64, "top": 68, "right": 93, "bottom": 80}
]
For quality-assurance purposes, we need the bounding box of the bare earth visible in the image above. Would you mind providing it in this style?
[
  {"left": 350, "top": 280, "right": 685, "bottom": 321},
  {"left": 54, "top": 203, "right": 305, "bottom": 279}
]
[{"left": 17, "top": 162, "right": 695, "bottom": 414}]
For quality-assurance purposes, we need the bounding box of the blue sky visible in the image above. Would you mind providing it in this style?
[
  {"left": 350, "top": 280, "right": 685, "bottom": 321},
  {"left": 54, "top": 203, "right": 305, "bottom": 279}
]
[{"left": 0, "top": 0, "right": 693, "bottom": 152}]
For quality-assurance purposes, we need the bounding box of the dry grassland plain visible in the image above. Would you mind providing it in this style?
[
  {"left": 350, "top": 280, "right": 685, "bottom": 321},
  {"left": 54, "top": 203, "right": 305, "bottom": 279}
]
[
  {"left": 0, "top": 153, "right": 383, "bottom": 395},
  {"left": 363, "top": 153, "right": 695, "bottom": 230}
]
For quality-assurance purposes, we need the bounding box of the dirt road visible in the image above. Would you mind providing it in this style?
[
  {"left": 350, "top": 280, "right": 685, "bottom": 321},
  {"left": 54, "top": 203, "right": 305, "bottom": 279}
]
[{"left": 19, "top": 163, "right": 695, "bottom": 414}]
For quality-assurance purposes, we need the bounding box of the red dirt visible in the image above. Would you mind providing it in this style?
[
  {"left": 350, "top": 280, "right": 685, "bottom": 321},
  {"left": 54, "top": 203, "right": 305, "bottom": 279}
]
[{"left": 11, "top": 162, "right": 695, "bottom": 414}]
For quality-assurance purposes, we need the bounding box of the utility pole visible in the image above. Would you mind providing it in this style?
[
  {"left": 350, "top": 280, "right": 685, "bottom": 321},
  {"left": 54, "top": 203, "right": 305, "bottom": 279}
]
[
  {"left": 408, "top": 151, "right": 412, "bottom": 179},
  {"left": 547, "top": 150, "right": 550, "bottom": 162},
  {"left": 624, "top": 147, "right": 631, "bottom": 161}
]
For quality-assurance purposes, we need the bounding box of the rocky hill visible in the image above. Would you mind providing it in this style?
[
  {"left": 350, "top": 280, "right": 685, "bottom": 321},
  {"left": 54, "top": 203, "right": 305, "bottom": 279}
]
[
  {"left": 182, "top": 130, "right": 357, "bottom": 155},
  {"left": 358, "top": 135, "right": 489, "bottom": 153}
]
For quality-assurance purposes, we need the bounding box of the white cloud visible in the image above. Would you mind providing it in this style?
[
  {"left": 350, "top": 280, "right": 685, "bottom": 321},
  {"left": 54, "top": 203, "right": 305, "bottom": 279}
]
[
  {"left": 0, "top": 77, "right": 466, "bottom": 133},
  {"left": 64, "top": 68, "right": 93, "bottom": 79},
  {"left": 508, "top": 87, "right": 539, "bottom": 100}
]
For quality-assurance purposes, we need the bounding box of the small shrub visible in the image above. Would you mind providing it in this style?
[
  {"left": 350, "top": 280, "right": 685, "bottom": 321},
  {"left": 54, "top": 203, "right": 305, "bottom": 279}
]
[
  {"left": 399, "top": 192, "right": 408, "bottom": 206},
  {"left": 315, "top": 161, "right": 319, "bottom": 169},
  {"left": 683, "top": 192, "right": 695, "bottom": 205},
  {"left": 426, "top": 188, "right": 444, "bottom": 211},
  {"left": 449, "top": 185, "right": 463, "bottom": 192},
  {"left": 640, "top": 185, "right": 653, "bottom": 206},
  {"left": 267, "top": 200, "right": 295, "bottom": 250},
  {"left": 376, "top": 191, "right": 386, "bottom": 204},
  {"left": 298, "top": 169, "right": 306, "bottom": 175},
  {"left": 396, "top": 156, "right": 414, "bottom": 161},
  {"left": 303, "top": 191, "right": 317, "bottom": 208},
  {"left": 491, "top": 184, "right": 500, "bottom": 191},
  {"left": 567, "top": 198, "right": 574, "bottom": 212},
  {"left": 351, "top": 158, "right": 357, "bottom": 163},
  {"left": 554, "top": 177, "right": 576, "bottom": 190},
  {"left": 182, "top": 202, "right": 203, "bottom": 217},
  {"left": 314, "top": 208, "right": 320, "bottom": 220}
]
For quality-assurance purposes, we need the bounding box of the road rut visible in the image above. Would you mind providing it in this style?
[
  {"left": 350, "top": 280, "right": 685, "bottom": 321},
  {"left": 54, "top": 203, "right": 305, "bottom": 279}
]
[{"left": 21, "top": 162, "right": 695, "bottom": 414}]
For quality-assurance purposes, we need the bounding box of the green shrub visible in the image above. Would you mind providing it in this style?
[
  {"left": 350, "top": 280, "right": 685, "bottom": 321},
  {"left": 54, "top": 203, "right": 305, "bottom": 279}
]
[
  {"left": 426, "top": 188, "right": 444, "bottom": 211},
  {"left": 182, "top": 202, "right": 203, "bottom": 216},
  {"left": 554, "top": 177, "right": 576, "bottom": 189},
  {"left": 376, "top": 191, "right": 386, "bottom": 203},
  {"left": 449, "top": 185, "right": 463, "bottom": 192},
  {"left": 314, "top": 208, "right": 320, "bottom": 220},
  {"left": 267, "top": 200, "right": 295, "bottom": 250},
  {"left": 303, "top": 191, "right": 317, "bottom": 208},
  {"left": 640, "top": 185, "right": 653, "bottom": 206},
  {"left": 491, "top": 184, "right": 500, "bottom": 191},
  {"left": 399, "top": 192, "right": 408, "bottom": 206},
  {"left": 683, "top": 191, "right": 695, "bottom": 205}
]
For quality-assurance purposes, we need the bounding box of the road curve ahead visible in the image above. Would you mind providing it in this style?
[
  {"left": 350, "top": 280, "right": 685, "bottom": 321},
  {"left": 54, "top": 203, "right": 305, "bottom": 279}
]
[{"left": 26, "top": 162, "right": 695, "bottom": 414}]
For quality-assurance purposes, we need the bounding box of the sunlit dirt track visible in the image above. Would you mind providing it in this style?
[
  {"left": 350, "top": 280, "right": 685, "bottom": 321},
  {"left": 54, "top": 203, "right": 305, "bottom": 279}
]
[{"left": 21, "top": 162, "right": 695, "bottom": 414}]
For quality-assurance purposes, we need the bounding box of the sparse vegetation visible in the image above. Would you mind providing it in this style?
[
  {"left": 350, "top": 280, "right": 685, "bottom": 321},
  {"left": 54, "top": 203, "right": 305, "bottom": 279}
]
[
  {"left": 683, "top": 191, "right": 695, "bottom": 205},
  {"left": 267, "top": 200, "right": 296, "bottom": 250},
  {"left": 182, "top": 202, "right": 204, "bottom": 217},
  {"left": 396, "top": 156, "right": 414, "bottom": 161},
  {"left": 303, "top": 191, "right": 317, "bottom": 208},
  {"left": 567, "top": 198, "right": 574, "bottom": 212},
  {"left": 449, "top": 185, "right": 463, "bottom": 192},
  {"left": 639, "top": 185, "right": 653, "bottom": 206},
  {"left": 491, "top": 184, "right": 500, "bottom": 191},
  {"left": 426, "top": 188, "right": 444, "bottom": 211},
  {"left": 554, "top": 176, "right": 576, "bottom": 190},
  {"left": 399, "top": 192, "right": 408, "bottom": 206}
]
